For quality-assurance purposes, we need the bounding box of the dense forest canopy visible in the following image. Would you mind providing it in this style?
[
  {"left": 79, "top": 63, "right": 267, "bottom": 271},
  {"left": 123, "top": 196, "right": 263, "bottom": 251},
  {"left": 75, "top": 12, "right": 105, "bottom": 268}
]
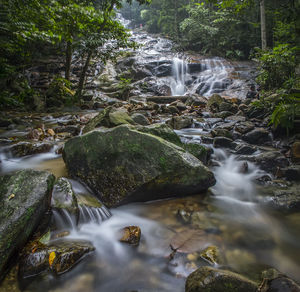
[{"left": 0, "top": 0, "right": 299, "bottom": 132}]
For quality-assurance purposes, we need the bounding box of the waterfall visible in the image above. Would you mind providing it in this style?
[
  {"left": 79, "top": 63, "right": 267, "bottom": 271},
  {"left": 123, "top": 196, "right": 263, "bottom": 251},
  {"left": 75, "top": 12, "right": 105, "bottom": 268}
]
[{"left": 170, "top": 57, "right": 188, "bottom": 96}]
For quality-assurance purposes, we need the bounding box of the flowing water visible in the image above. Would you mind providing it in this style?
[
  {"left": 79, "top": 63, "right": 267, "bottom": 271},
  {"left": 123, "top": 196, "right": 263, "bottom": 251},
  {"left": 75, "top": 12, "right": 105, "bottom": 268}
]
[{"left": 0, "top": 17, "right": 299, "bottom": 292}]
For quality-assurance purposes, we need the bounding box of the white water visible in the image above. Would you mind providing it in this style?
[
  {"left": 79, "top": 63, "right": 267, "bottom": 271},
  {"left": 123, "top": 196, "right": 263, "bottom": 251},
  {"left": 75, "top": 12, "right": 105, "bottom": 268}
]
[{"left": 170, "top": 57, "right": 188, "bottom": 96}]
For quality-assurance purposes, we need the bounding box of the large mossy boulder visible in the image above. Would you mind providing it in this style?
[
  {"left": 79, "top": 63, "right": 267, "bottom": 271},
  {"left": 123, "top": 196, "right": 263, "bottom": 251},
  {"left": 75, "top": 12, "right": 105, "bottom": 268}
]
[
  {"left": 186, "top": 266, "right": 257, "bottom": 292},
  {"left": 63, "top": 125, "right": 215, "bottom": 207},
  {"left": 0, "top": 169, "right": 55, "bottom": 280}
]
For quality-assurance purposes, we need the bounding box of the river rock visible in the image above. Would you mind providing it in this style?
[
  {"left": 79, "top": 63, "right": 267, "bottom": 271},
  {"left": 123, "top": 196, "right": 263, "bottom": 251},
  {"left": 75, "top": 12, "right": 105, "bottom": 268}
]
[
  {"left": 166, "top": 116, "right": 193, "bottom": 130},
  {"left": 63, "top": 125, "right": 215, "bottom": 207},
  {"left": 9, "top": 142, "right": 53, "bottom": 157},
  {"left": 0, "top": 169, "right": 55, "bottom": 280},
  {"left": 19, "top": 239, "right": 95, "bottom": 278},
  {"left": 207, "top": 94, "right": 224, "bottom": 112},
  {"left": 137, "top": 123, "right": 182, "bottom": 146},
  {"left": 235, "top": 144, "right": 257, "bottom": 155},
  {"left": 213, "top": 137, "right": 234, "bottom": 148},
  {"left": 185, "top": 266, "right": 257, "bottom": 292},
  {"left": 119, "top": 226, "right": 141, "bottom": 246},
  {"left": 131, "top": 113, "right": 150, "bottom": 126},
  {"left": 185, "top": 95, "right": 207, "bottom": 107},
  {"left": 51, "top": 177, "right": 78, "bottom": 215},
  {"left": 82, "top": 107, "right": 135, "bottom": 133},
  {"left": 258, "top": 268, "right": 300, "bottom": 292},
  {"left": 243, "top": 128, "right": 272, "bottom": 145},
  {"left": 211, "top": 128, "right": 232, "bottom": 139},
  {"left": 234, "top": 121, "right": 255, "bottom": 134}
]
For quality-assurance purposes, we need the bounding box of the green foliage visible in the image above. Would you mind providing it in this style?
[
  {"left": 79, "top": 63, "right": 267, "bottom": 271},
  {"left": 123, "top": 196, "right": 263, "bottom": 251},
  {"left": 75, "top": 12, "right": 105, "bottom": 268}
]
[
  {"left": 255, "top": 44, "right": 297, "bottom": 90},
  {"left": 270, "top": 94, "right": 300, "bottom": 135}
]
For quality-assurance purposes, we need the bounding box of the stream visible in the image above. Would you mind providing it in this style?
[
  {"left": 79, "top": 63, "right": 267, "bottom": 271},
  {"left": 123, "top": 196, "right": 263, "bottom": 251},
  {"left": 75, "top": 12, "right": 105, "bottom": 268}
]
[{"left": 0, "top": 17, "right": 300, "bottom": 292}]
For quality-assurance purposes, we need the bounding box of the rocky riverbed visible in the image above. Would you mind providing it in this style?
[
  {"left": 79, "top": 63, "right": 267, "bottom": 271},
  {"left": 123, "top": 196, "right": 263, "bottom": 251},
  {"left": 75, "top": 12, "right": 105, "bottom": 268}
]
[{"left": 0, "top": 21, "right": 300, "bottom": 292}]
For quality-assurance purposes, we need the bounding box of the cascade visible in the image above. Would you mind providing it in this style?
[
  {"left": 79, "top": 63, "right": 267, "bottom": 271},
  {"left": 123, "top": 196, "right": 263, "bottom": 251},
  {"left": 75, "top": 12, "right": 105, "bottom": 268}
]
[{"left": 170, "top": 57, "right": 188, "bottom": 96}]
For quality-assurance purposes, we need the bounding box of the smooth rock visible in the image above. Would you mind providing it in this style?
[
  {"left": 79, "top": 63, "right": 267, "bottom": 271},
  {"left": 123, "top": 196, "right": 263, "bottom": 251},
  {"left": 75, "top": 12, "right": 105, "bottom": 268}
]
[
  {"left": 166, "top": 116, "right": 193, "bottom": 130},
  {"left": 0, "top": 170, "right": 55, "bottom": 280},
  {"left": 119, "top": 226, "right": 141, "bottom": 246},
  {"left": 243, "top": 128, "right": 272, "bottom": 145},
  {"left": 131, "top": 113, "right": 150, "bottom": 126},
  {"left": 186, "top": 266, "right": 257, "bottom": 292},
  {"left": 63, "top": 125, "right": 215, "bottom": 207}
]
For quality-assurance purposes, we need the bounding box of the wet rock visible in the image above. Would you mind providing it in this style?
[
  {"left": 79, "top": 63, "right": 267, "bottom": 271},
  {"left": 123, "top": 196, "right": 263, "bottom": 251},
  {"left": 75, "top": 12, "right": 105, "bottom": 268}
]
[
  {"left": 137, "top": 123, "right": 182, "bottom": 146},
  {"left": 200, "top": 246, "right": 222, "bottom": 265},
  {"left": 185, "top": 266, "right": 257, "bottom": 292},
  {"left": 55, "top": 125, "right": 80, "bottom": 136},
  {"left": 243, "top": 128, "right": 272, "bottom": 145},
  {"left": 63, "top": 125, "right": 215, "bottom": 207},
  {"left": 0, "top": 118, "right": 13, "bottom": 128},
  {"left": 235, "top": 144, "right": 257, "bottom": 155},
  {"left": 268, "top": 187, "right": 300, "bottom": 212},
  {"left": 234, "top": 121, "right": 255, "bottom": 134},
  {"left": 225, "top": 115, "right": 246, "bottom": 123},
  {"left": 0, "top": 170, "right": 55, "bottom": 280},
  {"left": 131, "top": 113, "right": 150, "bottom": 126},
  {"left": 119, "top": 226, "right": 141, "bottom": 246},
  {"left": 51, "top": 178, "right": 78, "bottom": 215},
  {"left": 166, "top": 105, "right": 180, "bottom": 115},
  {"left": 258, "top": 268, "right": 300, "bottom": 292},
  {"left": 9, "top": 142, "right": 53, "bottom": 157},
  {"left": 213, "top": 137, "right": 234, "bottom": 148},
  {"left": 185, "top": 95, "right": 207, "bottom": 107},
  {"left": 146, "top": 95, "right": 188, "bottom": 104},
  {"left": 211, "top": 129, "right": 232, "bottom": 139},
  {"left": 183, "top": 143, "right": 212, "bottom": 165},
  {"left": 207, "top": 94, "right": 225, "bottom": 112},
  {"left": 82, "top": 107, "right": 135, "bottom": 133},
  {"left": 219, "top": 102, "right": 236, "bottom": 113},
  {"left": 291, "top": 141, "right": 300, "bottom": 163},
  {"left": 214, "top": 111, "right": 234, "bottom": 119},
  {"left": 18, "top": 239, "right": 95, "bottom": 278},
  {"left": 166, "top": 116, "right": 193, "bottom": 130},
  {"left": 176, "top": 102, "right": 187, "bottom": 111}
]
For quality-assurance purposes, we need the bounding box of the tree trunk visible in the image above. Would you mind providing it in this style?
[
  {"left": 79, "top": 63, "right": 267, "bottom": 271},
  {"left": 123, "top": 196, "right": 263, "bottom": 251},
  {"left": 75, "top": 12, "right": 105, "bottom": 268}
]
[
  {"left": 260, "top": 0, "right": 267, "bottom": 50},
  {"left": 76, "top": 50, "right": 93, "bottom": 99},
  {"left": 65, "top": 41, "right": 72, "bottom": 81}
]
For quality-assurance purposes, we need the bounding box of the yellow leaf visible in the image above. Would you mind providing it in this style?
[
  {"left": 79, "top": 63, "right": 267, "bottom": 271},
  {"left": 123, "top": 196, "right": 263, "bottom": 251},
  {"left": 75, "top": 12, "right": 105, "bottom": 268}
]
[
  {"left": 8, "top": 194, "right": 15, "bottom": 200},
  {"left": 49, "top": 251, "right": 56, "bottom": 266}
]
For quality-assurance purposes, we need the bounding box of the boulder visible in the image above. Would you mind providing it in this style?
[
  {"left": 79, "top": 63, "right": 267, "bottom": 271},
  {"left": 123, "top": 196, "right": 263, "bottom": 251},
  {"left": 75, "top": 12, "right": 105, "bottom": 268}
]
[
  {"left": 207, "top": 94, "right": 225, "bottom": 112},
  {"left": 9, "top": 142, "right": 53, "bottom": 157},
  {"left": 63, "top": 125, "right": 215, "bottom": 207},
  {"left": 166, "top": 116, "right": 193, "bottom": 130},
  {"left": 186, "top": 266, "right": 257, "bottom": 292},
  {"left": 131, "top": 113, "right": 150, "bottom": 126},
  {"left": 82, "top": 107, "right": 135, "bottom": 134},
  {"left": 213, "top": 137, "right": 234, "bottom": 148},
  {"left": 243, "top": 128, "right": 272, "bottom": 145},
  {"left": 234, "top": 121, "right": 255, "bottom": 134},
  {"left": 0, "top": 170, "right": 55, "bottom": 280},
  {"left": 19, "top": 239, "right": 94, "bottom": 278}
]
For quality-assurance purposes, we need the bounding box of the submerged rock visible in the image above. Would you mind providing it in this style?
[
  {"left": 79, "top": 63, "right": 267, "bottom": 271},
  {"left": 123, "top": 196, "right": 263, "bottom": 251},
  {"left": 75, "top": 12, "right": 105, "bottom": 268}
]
[
  {"left": 185, "top": 266, "right": 257, "bottom": 292},
  {"left": 63, "top": 125, "right": 215, "bottom": 207},
  {"left": 19, "top": 239, "right": 95, "bottom": 278},
  {"left": 0, "top": 169, "right": 55, "bottom": 280}
]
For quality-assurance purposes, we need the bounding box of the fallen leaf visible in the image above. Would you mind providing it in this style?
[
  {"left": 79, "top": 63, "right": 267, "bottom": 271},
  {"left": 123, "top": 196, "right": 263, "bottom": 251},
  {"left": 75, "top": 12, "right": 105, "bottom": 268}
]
[
  {"left": 49, "top": 251, "right": 56, "bottom": 267},
  {"left": 8, "top": 194, "right": 15, "bottom": 200}
]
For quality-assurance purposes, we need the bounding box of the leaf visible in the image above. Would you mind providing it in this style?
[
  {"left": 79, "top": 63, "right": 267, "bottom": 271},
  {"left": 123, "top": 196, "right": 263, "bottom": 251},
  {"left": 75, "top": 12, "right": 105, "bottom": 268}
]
[
  {"left": 8, "top": 194, "right": 15, "bottom": 200},
  {"left": 39, "top": 230, "right": 51, "bottom": 244},
  {"left": 170, "top": 229, "right": 206, "bottom": 253},
  {"left": 49, "top": 251, "right": 56, "bottom": 267}
]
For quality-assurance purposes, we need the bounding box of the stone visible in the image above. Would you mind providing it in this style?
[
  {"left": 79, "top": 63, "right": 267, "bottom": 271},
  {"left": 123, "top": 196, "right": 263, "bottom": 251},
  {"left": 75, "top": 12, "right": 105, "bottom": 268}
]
[
  {"left": 243, "top": 128, "right": 272, "bottom": 145},
  {"left": 176, "top": 102, "right": 187, "bottom": 111},
  {"left": 234, "top": 121, "right": 255, "bottom": 134},
  {"left": 185, "top": 266, "right": 257, "bottom": 292},
  {"left": 291, "top": 142, "right": 300, "bottom": 163},
  {"left": 119, "top": 226, "right": 141, "bottom": 246},
  {"left": 82, "top": 107, "right": 135, "bottom": 133},
  {"left": 166, "top": 116, "right": 193, "bottom": 130},
  {"left": 183, "top": 143, "right": 212, "bottom": 165},
  {"left": 207, "top": 94, "right": 225, "bottom": 112},
  {"left": 131, "top": 113, "right": 150, "bottom": 126},
  {"left": 268, "top": 186, "right": 300, "bottom": 212},
  {"left": 137, "top": 123, "right": 182, "bottom": 146},
  {"left": 185, "top": 95, "right": 207, "bottom": 107},
  {"left": 0, "top": 170, "right": 55, "bottom": 280},
  {"left": 51, "top": 177, "right": 78, "bottom": 215},
  {"left": 9, "top": 142, "right": 53, "bottom": 157},
  {"left": 211, "top": 129, "right": 232, "bottom": 139},
  {"left": 200, "top": 246, "right": 222, "bottom": 265},
  {"left": 18, "top": 239, "right": 95, "bottom": 278},
  {"left": 235, "top": 144, "right": 257, "bottom": 155},
  {"left": 214, "top": 111, "right": 233, "bottom": 119},
  {"left": 225, "top": 115, "right": 246, "bottom": 123},
  {"left": 213, "top": 137, "right": 234, "bottom": 148},
  {"left": 63, "top": 125, "right": 215, "bottom": 207},
  {"left": 219, "top": 102, "right": 235, "bottom": 113},
  {"left": 258, "top": 268, "right": 300, "bottom": 292},
  {"left": 166, "top": 105, "right": 180, "bottom": 115}
]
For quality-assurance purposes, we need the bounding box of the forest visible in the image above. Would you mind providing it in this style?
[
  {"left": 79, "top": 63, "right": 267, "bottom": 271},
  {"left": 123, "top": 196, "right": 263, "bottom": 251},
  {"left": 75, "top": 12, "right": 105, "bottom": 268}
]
[{"left": 0, "top": 0, "right": 300, "bottom": 292}]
